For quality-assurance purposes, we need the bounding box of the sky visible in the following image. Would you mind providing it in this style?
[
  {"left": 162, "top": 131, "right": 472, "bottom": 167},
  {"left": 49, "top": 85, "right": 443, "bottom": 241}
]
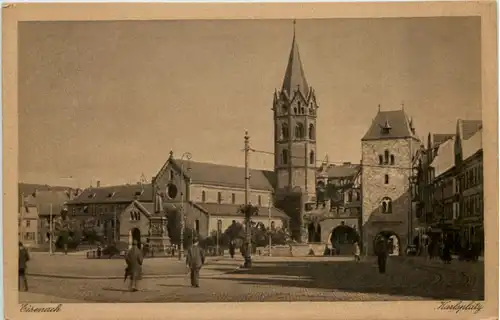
[{"left": 18, "top": 17, "right": 482, "bottom": 188}]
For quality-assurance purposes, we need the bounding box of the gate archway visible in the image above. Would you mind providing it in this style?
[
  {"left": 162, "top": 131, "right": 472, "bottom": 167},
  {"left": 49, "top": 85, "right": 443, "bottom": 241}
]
[
  {"left": 330, "top": 224, "right": 360, "bottom": 255},
  {"left": 373, "top": 231, "right": 400, "bottom": 256}
]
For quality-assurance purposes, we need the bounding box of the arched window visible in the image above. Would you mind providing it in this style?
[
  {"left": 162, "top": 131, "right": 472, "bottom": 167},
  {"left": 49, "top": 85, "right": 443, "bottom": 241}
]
[
  {"left": 308, "top": 124, "right": 315, "bottom": 140},
  {"left": 390, "top": 154, "right": 395, "bottom": 165},
  {"left": 201, "top": 191, "right": 206, "bottom": 202},
  {"left": 309, "top": 151, "right": 315, "bottom": 165},
  {"left": 281, "top": 105, "right": 287, "bottom": 114},
  {"left": 295, "top": 123, "right": 304, "bottom": 139},
  {"left": 384, "top": 150, "right": 389, "bottom": 164},
  {"left": 231, "top": 193, "right": 236, "bottom": 204},
  {"left": 281, "top": 149, "right": 289, "bottom": 165},
  {"left": 384, "top": 174, "right": 389, "bottom": 184},
  {"left": 348, "top": 191, "right": 353, "bottom": 202},
  {"left": 379, "top": 155, "right": 383, "bottom": 165},
  {"left": 217, "top": 192, "right": 222, "bottom": 204},
  {"left": 281, "top": 123, "right": 289, "bottom": 140},
  {"left": 381, "top": 197, "right": 392, "bottom": 213}
]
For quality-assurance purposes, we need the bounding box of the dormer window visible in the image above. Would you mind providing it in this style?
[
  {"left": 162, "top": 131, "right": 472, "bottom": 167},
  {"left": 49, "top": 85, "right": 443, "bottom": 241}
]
[
  {"left": 380, "top": 119, "right": 392, "bottom": 134},
  {"left": 135, "top": 190, "right": 144, "bottom": 197},
  {"left": 88, "top": 193, "right": 96, "bottom": 199},
  {"left": 108, "top": 192, "right": 116, "bottom": 198}
]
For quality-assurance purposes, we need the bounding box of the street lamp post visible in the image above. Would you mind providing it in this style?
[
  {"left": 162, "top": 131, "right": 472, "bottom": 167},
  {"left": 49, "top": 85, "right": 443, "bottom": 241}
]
[{"left": 179, "top": 152, "right": 192, "bottom": 260}]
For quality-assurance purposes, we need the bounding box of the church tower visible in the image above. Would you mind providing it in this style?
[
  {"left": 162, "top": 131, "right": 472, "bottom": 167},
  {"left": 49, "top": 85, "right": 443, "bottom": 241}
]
[{"left": 273, "top": 21, "right": 319, "bottom": 241}]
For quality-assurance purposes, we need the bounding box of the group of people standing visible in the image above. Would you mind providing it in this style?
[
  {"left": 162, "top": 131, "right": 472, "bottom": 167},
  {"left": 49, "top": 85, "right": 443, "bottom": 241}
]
[{"left": 417, "top": 233, "right": 482, "bottom": 263}]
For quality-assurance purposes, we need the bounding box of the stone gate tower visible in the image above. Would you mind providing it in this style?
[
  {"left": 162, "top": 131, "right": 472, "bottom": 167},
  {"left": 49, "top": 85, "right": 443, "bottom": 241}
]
[{"left": 273, "top": 21, "right": 319, "bottom": 241}]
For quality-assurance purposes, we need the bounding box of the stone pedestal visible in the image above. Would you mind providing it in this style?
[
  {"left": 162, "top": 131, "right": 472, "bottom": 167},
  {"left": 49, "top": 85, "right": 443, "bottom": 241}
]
[{"left": 149, "top": 216, "right": 171, "bottom": 252}]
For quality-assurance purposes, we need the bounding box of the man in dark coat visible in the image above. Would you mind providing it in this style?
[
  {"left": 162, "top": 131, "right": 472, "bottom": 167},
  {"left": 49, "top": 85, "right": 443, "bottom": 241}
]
[
  {"left": 186, "top": 237, "right": 205, "bottom": 288},
  {"left": 19, "top": 242, "right": 30, "bottom": 291},
  {"left": 125, "top": 240, "right": 144, "bottom": 292},
  {"left": 375, "top": 237, "right": 388, "bottom": 274}
]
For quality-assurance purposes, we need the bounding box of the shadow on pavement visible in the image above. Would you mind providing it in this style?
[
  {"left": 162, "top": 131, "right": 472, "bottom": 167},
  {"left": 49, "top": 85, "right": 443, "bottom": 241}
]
[{"left": 209, "top": 258, "right": 484, "bottom": 301}]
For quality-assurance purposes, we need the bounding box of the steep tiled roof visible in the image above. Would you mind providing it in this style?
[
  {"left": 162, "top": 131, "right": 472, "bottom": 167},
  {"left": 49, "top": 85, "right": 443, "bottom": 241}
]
[
  {"left": 174, "top": 159, "right": 275, "bottom": 191},
  {"left": 430, "top": 136, "right": 456, "bottom": 178},
  {"left": 281, "top": 29, "right": 310, "bottom": 98},
  {"left": 460, "top": 120, "right": 482, "bottom": 140},
  {"left": 19, "top": 183, "right": 72, "bottom": 196},
  {"left": 196, "top": 203, "right": 289, "bottom": 219},
  {"left": 432, "top": 134, "right": 455, "bottom": 148},
  {"left": 67, "top": 184, "right": 153, "bottom": 205},
  {"left": 362, "top": 109, "right": 418, "bottom": 141},
  {"left": 24, "top": 190, "right": 73, "bottom": 216},
  {"left": 322, "top": 163, "right": 360, "bottom": 179},
  {"left": 462, "top": 127, "right": 482, "bottom": 160}
]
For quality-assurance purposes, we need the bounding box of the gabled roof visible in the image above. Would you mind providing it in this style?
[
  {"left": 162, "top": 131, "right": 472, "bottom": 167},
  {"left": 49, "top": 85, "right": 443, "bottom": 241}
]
[
  {"left": 171, "top": 158, "right": 275, "bottom": 191},
  {"left": 432, "top": 133, "right": 455, "bottom": 148},
  {"left": 320, "top": 163, "right": 361, "bottom": 179},
  {"left": 460, "top": 119, "right": 482, "bottom": 140},
  {"left": 196, "top": 203, "right": 289, "bottom": 219},
  {"left": 281, "top": 25, "right": 310, "bottom": 98},
  {"left": 23, "top": 190, "right": 73, "bottom": 216},
  {"left": 67, "top": 184, "right": 153, "bottom": 205},
  {"left": 462, "top": 127, "right": 482, "bottom": 160},
  {"left": 430, "top": 136, "right": 456, "bottom": 178},
  {"left": 126, "top": 200, "right": 154, "bottom": 219},
  {"left": 362, "top": 109, "right": 418, "bottom": 141}
]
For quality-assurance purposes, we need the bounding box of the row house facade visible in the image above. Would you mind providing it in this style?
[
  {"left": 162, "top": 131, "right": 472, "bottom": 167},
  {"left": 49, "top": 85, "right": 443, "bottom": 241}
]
[
  {"left": 18, "top": 184, "right": 77, "bottom": 247},
  {"left": 415, "top": 119, "right": 483, "bottom": 253}
]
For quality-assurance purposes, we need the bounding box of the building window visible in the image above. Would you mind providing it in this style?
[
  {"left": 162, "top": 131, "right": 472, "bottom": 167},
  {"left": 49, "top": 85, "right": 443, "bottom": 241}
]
[
  {"left": 384, "top": 174, "right": 389, "bottom": 184},
  {"left": 217, "top": 192, "right": 222, "bottom": 204},
  {"left": 201, "top": 191, "right": 206, "bottom": 202},
  {"left": 348, "top": 191, "right": 353, "bottom": 202},
  {"left": 381, "top": 197, "right": 392, "bottom": 213},
  {"left": 308, "top": 124, "right": 315, "bottom": 140},
  {"left": 379, "top": 155, "right": 383, "bottom": 165},
  {"left": 26, "top": 220, "right": 30, "bottom": 227},
  {"left": 295, "top": 123, "right": 304, "bottom": 139},
  {"left": 195, "top": 219, "right": 200, "bottom": 233},
  {"left": 309, "top": 151, "right": 315, "bottom": 165},
  {"left": 282, "top": 105, "right": 287, "bottom": 114},
  {"left": 170, "top": 170, "right": 175, "bottom": 181},
  {"left": 281, "top": 149, "right": 289, "bottom": 165},
  {"left": 130, "top": 211, "right": 140, "bottom": 221},
  {"left": 282, "top": 123, "right": 289, "bottom": 140},
  {"left": 231, "top": 193, "right": 236, "bottom": 204},
  {"left": 390, "top": 155, "right": 395, "bottom": 165},
  {"left": 384, "top": 150, "right": 389, "bottom": 164},
  {"left": 258, "top": 195, "right": 262, "bottom": 206}
]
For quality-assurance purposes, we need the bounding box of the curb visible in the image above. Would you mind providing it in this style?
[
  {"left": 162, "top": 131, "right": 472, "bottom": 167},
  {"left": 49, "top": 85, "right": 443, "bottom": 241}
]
[{"left": 28, "top": 258, "right": 225, "bottom": 280}]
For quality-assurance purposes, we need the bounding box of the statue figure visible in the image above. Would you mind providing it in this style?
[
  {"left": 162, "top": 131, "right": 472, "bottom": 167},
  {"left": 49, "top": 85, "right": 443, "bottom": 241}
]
[{"left": 301, "top": 224, "right": 309, "bottom": 243}]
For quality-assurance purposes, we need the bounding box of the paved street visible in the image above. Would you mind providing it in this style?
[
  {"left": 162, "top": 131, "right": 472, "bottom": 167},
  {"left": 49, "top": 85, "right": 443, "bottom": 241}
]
[{"left": 19, "top": 256, "right": 483, "bottom": 303}]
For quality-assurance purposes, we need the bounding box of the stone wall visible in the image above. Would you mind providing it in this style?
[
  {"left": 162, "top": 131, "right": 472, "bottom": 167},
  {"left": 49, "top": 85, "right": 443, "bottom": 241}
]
[{"left": 361, "top": 138, "right": 416, "bottom": 255}]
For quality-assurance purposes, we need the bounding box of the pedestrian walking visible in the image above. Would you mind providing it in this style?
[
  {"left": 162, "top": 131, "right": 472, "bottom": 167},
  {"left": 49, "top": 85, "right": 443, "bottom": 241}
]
[
  {"left": 375, "top": 237, "right": 388, "bottom": 274},
  {"left": 18, "top": 242, "right": 30, "bottom": 292},
  {"left": 125, "top": 240, "right": 144, "bottom": 292},
  {"left": 229, "top": 240, "right": 235, "bottom": 259},
  {"left": 186, "top": 237, "right": 205, "bottom": 288},
  {"left": 353, "top": 241, "right": 361, "bottom": 262}
]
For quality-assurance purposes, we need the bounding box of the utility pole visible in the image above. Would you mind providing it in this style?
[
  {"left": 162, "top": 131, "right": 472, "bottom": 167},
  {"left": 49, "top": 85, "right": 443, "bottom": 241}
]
[
  {"left": 244, "top": 130, "right": 252, "bottom": 267},
  {"left": 179, "top": 152, "right": 192, "bottom": 260},
  {"left": 268, "top": 196, "right": 272, "bottom": 257},
  {"left": 49, "top": 203, "right": 53, "bottom": 255},
  {"left": 113, "top": 209, "right": 117, "bottom": 243}
]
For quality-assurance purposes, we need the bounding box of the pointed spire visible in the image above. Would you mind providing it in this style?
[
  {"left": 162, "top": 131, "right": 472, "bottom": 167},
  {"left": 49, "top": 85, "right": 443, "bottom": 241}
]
[{"left": 281, "top": 19, "right": 309, "bottom": 98}]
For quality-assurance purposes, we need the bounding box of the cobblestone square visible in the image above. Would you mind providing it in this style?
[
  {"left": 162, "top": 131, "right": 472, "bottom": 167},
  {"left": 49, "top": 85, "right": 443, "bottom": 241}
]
[{"left": 19, "top": 256, "right": 484, "bottom": 303}]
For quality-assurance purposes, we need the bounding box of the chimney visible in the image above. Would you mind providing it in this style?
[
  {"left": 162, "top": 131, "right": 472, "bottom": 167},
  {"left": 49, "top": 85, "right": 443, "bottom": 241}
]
[{"left": 96, "top": 181, "right": 101, "bottom": 188}]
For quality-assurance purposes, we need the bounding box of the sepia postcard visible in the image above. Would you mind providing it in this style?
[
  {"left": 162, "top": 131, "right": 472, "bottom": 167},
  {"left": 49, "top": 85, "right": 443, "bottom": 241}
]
[{"left": 3, "top": 2, "right": 498, "bottom": 320}]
